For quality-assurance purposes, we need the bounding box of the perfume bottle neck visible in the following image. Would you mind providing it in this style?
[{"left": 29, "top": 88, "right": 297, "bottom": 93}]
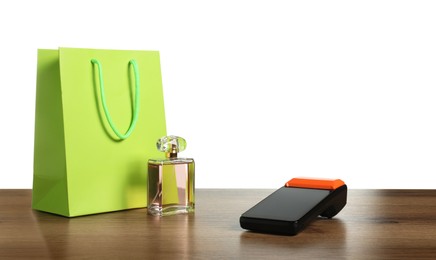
[
  {"left": 166, "top": 152, "right": 178, "bottom": 158},
  {"left": 165, "top": 144, "right": 178, "bottom": 158}
]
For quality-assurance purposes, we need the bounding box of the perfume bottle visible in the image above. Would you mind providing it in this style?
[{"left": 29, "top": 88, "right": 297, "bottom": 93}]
[{"left": 147, "top": 135, "right": 195, "bottom": 216}]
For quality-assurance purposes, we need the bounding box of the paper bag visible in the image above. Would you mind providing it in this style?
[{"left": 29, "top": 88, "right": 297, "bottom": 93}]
[{"left": 32, "top": 48, "right": 167, "bottom": 217}]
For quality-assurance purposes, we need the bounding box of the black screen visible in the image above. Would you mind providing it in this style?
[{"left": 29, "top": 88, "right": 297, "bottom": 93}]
[{"left": 241, "top": 187, "right": 330, "bottom": 221}]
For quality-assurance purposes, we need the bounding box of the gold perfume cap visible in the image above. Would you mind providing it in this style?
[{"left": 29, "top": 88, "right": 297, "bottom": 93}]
[{"left": 156, "top": 135, "right": 187, "bottom": 158}]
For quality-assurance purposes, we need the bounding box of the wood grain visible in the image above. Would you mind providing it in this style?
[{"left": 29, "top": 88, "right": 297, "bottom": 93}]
[{"left": 1, "top": 189, "right": 436, "bottom": 259}]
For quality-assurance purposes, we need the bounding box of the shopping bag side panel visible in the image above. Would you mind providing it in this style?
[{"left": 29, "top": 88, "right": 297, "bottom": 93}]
[
  {"left": 59, "top": 48, "right": 166, "bottom": 216},
  {"left": 32, "top": 49, "right": 70, "bottom": 216}
]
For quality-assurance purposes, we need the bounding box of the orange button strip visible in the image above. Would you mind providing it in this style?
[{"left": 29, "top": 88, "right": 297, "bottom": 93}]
[{"left": 285, "top": 177, "right": 345, "bottom": 190}]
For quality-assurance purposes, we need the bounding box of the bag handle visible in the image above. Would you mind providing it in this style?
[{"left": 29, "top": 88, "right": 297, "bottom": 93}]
[{"left": 91, "top": 59, "right": 140, "bottom": 140}]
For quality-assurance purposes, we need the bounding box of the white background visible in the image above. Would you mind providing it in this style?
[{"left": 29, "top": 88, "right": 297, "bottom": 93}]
[{"left": 1, "top": 0, "right": 436, "bottom": 189}]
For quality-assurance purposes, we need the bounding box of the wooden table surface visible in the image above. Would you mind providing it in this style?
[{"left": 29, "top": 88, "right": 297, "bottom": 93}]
[{"left": 1, "top": 189, "right": 436, "bottom": 259}]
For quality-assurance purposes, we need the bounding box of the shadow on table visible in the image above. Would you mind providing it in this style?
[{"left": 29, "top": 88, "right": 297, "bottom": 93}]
[
  {"left": 31, "top": 208, "right": 196, "bottom": 258},
  {"left": 239, "top": 218, "right": 347, "bottom": 258}
]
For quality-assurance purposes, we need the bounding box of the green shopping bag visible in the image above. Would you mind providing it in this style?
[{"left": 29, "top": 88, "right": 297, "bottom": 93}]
[{"left": 32, "top": 47, "right": 167, "bottom": 217}]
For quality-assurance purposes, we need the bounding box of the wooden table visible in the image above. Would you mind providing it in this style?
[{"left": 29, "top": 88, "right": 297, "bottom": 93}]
[{"left": 1, "top": 189, "right": 436, "bottom": 259}]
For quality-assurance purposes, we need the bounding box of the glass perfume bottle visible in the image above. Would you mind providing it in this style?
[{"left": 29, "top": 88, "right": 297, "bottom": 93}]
[{"left": 147, "top": 135, "right": 195, "bottom": 216}]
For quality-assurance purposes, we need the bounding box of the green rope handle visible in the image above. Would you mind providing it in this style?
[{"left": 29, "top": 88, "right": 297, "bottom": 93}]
[{"left": 91, "top": 59, "right": 140, "bottom": 140}]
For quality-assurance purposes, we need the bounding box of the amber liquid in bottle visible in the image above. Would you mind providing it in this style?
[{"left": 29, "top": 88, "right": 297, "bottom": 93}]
[{"left": 148, "top": 158, "right": 195, "bottom": 216}]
